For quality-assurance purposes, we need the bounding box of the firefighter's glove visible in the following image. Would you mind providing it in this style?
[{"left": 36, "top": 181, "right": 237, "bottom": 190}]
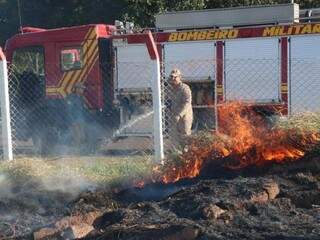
[{"left": 174, "top": 115, "right": 180, "bottom": 123}]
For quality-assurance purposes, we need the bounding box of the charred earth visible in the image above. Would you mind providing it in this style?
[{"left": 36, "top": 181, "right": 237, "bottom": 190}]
[
  {"left": 2, "top": 103, "right": 320, "bottom": 239},
  {"left": 27, "top": 156, "right": 320, "bottom": 240}
]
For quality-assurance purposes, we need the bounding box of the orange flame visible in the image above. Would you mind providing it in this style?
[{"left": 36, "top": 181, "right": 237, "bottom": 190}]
[
  {"left": 158, "top": 102, "right": 320, "bottom": 183},
  {"left": 134, "top": 180, "right": 145, "bottom": 188}
]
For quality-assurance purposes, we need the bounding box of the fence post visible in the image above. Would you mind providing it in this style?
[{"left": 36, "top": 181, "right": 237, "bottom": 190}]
[
  {"left": 0, "top": 48, "right": 13, "bottom": 160},
  {"left": 146, "top": 31, "right": 164, "bottom": 164},
  {"left": 153, "top": 57, "right": 164, "bottom": 163}
]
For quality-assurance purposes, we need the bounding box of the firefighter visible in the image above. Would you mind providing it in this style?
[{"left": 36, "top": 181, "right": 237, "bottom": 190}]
[
  {"left": 66, "top": 82, "right": 88, "bottom": 152},
  {"left": 167, "top": 68, "right": 193, "bottom": 149}
]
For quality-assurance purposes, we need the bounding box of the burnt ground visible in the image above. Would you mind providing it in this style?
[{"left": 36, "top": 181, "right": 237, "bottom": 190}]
[{"left": 1, "top": 157, "right": 320, "bottom": 240}]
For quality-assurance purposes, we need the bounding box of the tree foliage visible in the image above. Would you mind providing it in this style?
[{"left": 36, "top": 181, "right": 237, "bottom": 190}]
[{"left": 1, "top": 0, "right": 320, "bottom": 46}]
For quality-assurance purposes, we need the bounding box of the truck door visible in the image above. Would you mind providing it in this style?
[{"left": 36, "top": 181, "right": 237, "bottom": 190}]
[
  {"left": 51, "top": 41, "right": 84, "bottom": 98},
  {"left": 164, "top": 42, "right": 215, "bottom": 82},
  {"left": 10, "top": 46, "right": 45, "bottom": 140},
  {"left": 163, "top": 41, "right": 216, "bottom": 130},
  {"left": 11, "top": 46, "right": 45, "bottom": 102},
  {"left": 51, "top": 39, "right": 102, "bottom": 109},
  {"left": 290, "top": 35, "right": 320, "bottom": 114},
  {"left": 113, "top": 43, "right": 154, "bottom": 136},
  {"left": 224, "top": 38, "right": 280, "bottom": 103}
]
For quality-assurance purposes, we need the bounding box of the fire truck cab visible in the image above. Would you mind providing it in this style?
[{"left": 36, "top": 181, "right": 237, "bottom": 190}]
[{"left": 5, "top": 24, "right": 118, "bottom": 152}]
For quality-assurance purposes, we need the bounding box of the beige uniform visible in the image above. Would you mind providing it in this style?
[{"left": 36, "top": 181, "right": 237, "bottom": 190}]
[{"left": 168, "top": 82, "right": 193, "bottom": 145}]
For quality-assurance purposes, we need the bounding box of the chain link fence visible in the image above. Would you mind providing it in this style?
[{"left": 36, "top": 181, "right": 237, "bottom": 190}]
[
  {"left": 6, "top": 61, "right": 156, "bottom": 158},
  {"left": 111, "top": 61, "right": 155, "bottom": 155},
  {"left": 290, "top": 58, "right": 320, "bottom": 114},
  {"left": 0, "top": 99, "right": 2, "bottom": 160},
  {"left": 224, "top": 58, "right": 280, "bottom": 102},
  {"left": 3, "top": 56, "right": 320, "bottom": 159},
  {"left": 161, "top": 57, "right": 320, "bottom": 152},
  {"left": 161, "top": 59, "right": 215, "bottom": 153}
]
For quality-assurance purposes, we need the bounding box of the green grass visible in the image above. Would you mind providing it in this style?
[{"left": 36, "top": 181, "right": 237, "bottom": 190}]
[{"left": 0, "top": 155, "right": 153, "bottom": 188}]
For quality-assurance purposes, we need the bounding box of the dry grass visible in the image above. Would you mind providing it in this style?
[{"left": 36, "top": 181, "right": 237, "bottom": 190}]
[
  {"left": 1, "top": 112, "right": 320, "bottom": 189},
  {"left": 0, "top": 155, "right": 153, "bottom": 188},
  {"left": 276, "top": 112, "right": 320, "bottom": 132},
  {"left": 0, "top": 155, "right": 154, "bottom": 238}
]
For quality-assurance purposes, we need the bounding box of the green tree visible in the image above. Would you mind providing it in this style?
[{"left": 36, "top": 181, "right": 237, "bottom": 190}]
[
  {"left": 1, "top": 0, "right": 320, "bottom": 47},
  {"left": 0, "top": 0, "right": 20, "bottom": 47},
  {"left": 122, "top": 0, "right": 205, "bottom": 27}
]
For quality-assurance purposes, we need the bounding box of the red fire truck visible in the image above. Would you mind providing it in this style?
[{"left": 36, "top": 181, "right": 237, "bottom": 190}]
[{"left": 4, "top": 3, "right": 320, "bottom": 152}]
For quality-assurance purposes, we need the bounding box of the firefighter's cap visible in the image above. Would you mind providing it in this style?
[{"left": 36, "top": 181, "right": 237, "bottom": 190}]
[
  {"left": 74, "top": 82, "right": 86, "bottom": 89},
  {"left": 170, "top": 68, "right": 181, "bottom": 77}
]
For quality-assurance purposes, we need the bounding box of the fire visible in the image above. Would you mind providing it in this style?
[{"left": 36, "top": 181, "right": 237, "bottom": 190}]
[
  {"left": 134, "top": 180, "right": 145, "bottom": 188},
  {"left": 158, "top": 102, "right": 320, "bottom": 183}
]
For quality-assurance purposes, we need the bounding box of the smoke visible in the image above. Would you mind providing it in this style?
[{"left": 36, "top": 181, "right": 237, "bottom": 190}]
[
  {"left": 0, "top": 157, "right": 102, "bottom": 237},
  {"left": 37, "top": 157, "right": 98, "bottom": 191},
  {"left": 0, "top": 173, "right": 14, "bottom": 199},
  {"left": 0, "top": 158, "right": 98, "bottom": 206}
]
